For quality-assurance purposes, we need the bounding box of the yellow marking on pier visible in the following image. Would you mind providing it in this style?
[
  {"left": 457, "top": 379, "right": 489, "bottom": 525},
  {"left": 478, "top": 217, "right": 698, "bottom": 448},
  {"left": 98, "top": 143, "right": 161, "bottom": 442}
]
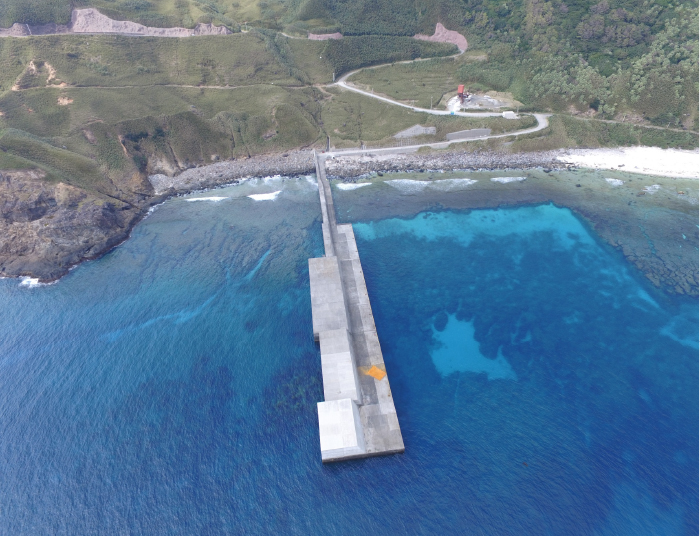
[{"left": 364, "top": 365, "right": 387, "bottom": 381}]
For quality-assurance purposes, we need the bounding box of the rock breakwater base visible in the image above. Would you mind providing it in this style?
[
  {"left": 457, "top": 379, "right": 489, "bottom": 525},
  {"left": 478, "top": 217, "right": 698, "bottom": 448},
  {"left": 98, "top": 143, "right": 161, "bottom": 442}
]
[{"left": 325, "top": 150, "right": 568, "bottom": 178}]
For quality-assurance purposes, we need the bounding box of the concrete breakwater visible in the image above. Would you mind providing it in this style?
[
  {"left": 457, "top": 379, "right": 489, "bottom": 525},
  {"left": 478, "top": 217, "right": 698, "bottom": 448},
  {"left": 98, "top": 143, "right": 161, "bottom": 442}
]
[{"left": 309, "top": 153, "right": 404, "bottom": 462}]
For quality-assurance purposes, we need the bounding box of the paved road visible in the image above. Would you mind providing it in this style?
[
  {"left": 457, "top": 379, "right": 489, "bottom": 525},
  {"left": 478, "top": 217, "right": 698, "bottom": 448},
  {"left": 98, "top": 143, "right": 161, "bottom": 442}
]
[
  {"left": 335, "top": 68, "right": 504, "bottom": 118},
  {"left": 325, "top": 114, "right": 552, "bottom": 157},
  {"left": 330, "top": 60, "right": 554, "bottom": 154}
]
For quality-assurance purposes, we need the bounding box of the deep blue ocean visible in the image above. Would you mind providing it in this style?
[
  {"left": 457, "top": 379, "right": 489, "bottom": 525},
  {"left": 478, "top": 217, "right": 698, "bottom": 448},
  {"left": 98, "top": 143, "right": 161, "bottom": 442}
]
[{"left": 0, "top": 175, "right": 697, "bottom": 535}]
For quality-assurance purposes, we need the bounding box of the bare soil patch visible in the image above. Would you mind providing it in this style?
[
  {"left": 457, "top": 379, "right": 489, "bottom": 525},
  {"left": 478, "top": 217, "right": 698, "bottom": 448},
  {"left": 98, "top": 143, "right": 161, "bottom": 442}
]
[
  {"left": 414, "top": 23, "right": 467, "bottom": 52},
  {"left": 308, "top": 32, "right": 343, "bottom": 40}
]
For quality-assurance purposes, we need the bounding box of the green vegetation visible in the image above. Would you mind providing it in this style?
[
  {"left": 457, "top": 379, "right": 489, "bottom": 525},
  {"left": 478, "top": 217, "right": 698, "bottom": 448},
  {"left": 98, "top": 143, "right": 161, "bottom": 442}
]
[
  {"left": 352, "top": 55, "right": 489, "bottom": 110},
  {"left": 321, "top": 87, "right": 536, "bottom": 148},
  {"left": 508, "top": 114, "right": 699, "bottom": 152},
  {"left": 0, "top": 33, "right": 307, "bottom": 92},
  {"left": 322, "top": 37, "right": 456, "bottom": 76},
  {"left": 0, "top": 0, "right": 696, "bottom": 195},
  {"left": 338, "top": 1, "right": 698, "bottom": 130},
  {"left": 1, "top": 0, "right": 696, "bottom": 127},
  {"left": 354, "top": 14, "right": 698, "bottom": 130},
  {"left": 0, "top": 0, "right": 72, "bottom": 27},
  {"left": 0, "top": 27, "right": 464, "bottom": 196},
  {"left": 0, "top": 82, "right": 324, "bottom": 192}
]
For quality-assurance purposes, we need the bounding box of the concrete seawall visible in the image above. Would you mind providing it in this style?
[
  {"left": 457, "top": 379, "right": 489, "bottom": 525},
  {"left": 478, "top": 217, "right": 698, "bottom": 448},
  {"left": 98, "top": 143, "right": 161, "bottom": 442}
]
[{"left": 309, "top": 152, "right": 404, "bottom": 462}]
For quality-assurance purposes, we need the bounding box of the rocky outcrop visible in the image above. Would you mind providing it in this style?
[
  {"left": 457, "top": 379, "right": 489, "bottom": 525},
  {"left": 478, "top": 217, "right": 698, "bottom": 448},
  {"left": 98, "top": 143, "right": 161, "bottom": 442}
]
[
  {"left": 0, "top": 151, "right": 314, "bottom": 281},
  {"left": 149, "top": 151, "right": 315, "bottom": 194},
  {"left": 0, "top": 8, "right": 231, "bottom": 38},
  {"left": 0, "top": 170, "right": 143, "bottom": 281}
]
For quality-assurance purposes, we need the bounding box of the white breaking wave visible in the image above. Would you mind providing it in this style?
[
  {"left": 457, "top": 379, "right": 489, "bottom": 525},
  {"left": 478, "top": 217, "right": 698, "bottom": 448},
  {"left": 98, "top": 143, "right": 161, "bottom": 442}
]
[
  {"left": 337, "top": 182, "right": 372, "bottom": 190},
  {"left": 185, "top": 196, "right": 228, "bottom": 202},
  {"left": 387, "top": 178, "right": 478, "bottom": 194},
  {"left": 19, "top": 277, "right": 52, "bottom": 288},
  {"left": 605, "top": 178, "right": 624, "bottom": 186},
  {"left": 643, "top": 184, "right": 661, "bottom": 194},
  {"left": 491, "top": 176, "right": 527, "bottom": 183},
  {"left": 429, "top": 178, "right": 477, "bottom": 191},
  {"left": 248, "top": 191, "right": 281, "bottom": 201},
  {"left": 146, "top": 200, "right": 166, "bottom": 216},
  {"left": 387, "top": 179, "right": 431, "bottom": 193}
]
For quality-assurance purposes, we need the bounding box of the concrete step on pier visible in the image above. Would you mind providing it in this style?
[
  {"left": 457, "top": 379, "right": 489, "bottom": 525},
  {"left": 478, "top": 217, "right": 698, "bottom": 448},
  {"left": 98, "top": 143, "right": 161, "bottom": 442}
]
[{"left": 309, "top": 152, "right": 404, "bottom": 463}]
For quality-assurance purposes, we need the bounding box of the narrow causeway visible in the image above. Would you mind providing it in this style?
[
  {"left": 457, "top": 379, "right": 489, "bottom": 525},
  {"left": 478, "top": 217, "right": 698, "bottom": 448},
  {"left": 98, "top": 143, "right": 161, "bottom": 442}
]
[{"left": 309, "top": 152, "right": 405, "bottom": 463}]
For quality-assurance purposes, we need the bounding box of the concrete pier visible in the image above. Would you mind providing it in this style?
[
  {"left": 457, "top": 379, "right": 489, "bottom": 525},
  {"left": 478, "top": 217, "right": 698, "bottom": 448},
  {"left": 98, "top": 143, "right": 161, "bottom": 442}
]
[{"left": 309, "top": 152, "right": 404, "bottom": 463}]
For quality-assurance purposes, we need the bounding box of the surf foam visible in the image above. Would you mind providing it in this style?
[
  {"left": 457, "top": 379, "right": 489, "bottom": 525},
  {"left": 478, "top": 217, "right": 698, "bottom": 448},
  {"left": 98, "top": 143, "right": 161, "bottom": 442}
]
[
  {"left": 605, "top": 178, "right": 624, "bottom": 186},
  {"left": 185, "top": 196, "right": 228, "bottom": 202},
  {"left": 387, "top": 179, "right": 431, "bottom": 193},
  {"left": 429, "top": 178, "right": 478, "bottom": 191},
  {"left": 337, "top": 183, "right": 372, "bottom": 190},
  {"left": 19, "top": 277, "right": 52, "bottom": 288},
  {"left": 491, "top": 176, "right": 526, "bottom": 183},
  {"left": 387, "top": 178, "right": 478, "bottom": 193},
  {"left": 248, "top": 191, "right": 281, "bottom": 201}
]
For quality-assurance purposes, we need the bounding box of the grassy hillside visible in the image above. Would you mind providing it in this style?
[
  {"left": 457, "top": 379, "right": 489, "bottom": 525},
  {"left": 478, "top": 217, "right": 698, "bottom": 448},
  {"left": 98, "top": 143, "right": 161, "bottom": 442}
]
[
  {"left": 2, "top": 0, "right": 694, "bottom": 128},
  {"left": 0, "top": 33, "right": 306, "bottom": 92},
  {"left": 0, "top": 30, "right": 460, "bottom": 196},
  {"left": 0, "top": 0, "right": 695, "bottom": 193}
]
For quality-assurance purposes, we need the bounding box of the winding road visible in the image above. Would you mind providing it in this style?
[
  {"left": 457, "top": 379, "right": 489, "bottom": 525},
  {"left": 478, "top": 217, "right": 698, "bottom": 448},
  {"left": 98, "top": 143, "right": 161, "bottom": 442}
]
[
  {"left": 335, "top": 69, "right": 505, "bottom": 119},
  {"left": 330, "top": 65, "right": 551, "bottom": 155},
  {"left": 325, "top": 114, "right": 551, "bottom": 157}
]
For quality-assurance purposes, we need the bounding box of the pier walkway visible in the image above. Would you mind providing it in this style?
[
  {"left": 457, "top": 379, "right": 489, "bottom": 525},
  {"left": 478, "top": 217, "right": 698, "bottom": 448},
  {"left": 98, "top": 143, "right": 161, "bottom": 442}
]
[{"left": 309, "top": 152, "right": 404, "bottom": 462}]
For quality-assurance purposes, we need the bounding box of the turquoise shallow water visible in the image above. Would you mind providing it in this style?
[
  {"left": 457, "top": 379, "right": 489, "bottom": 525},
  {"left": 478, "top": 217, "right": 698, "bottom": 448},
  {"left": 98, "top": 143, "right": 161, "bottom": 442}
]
[{"left": 0, "top": 176, "right": 697, "bottom": 534}]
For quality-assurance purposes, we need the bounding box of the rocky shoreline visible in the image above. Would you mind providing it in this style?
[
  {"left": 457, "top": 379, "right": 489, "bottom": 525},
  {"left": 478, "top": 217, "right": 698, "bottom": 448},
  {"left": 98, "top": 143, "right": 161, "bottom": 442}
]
[
  {"left": 148, "top": 151, "right": 316, "bottom": 195},
  {"left": 1, "top": 148, "right": 697, "bottom": 298},
  {"left": 325, "top": 149, "right": 569, "bottom": 179}
]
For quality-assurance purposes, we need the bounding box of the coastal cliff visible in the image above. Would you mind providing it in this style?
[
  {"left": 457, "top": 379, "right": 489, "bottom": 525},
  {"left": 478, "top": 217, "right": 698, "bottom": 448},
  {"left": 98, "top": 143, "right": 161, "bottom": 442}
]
[
  {"left": 0, "top": 152, "right": 315, "bottom": 282},
  {"left": 0, "top": 170, "right": 143, "bottom": 281}
]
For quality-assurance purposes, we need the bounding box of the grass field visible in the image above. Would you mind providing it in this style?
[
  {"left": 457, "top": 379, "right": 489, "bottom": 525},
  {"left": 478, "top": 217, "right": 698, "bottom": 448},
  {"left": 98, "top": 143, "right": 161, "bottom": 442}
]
[
  {"left": 0, "top": 34, "right": 311, "bottom": 92},
  {"left": 0, "top": 30, "right": 459, "bottom": 198},
  {"left": 506, "top": 115, "right": 700, "bottom": 153},
  {"left": 0, "top": 82, "right": 323, "bottom": 193},
  {"left": 350, "top": 52, "right": 491, "bottom": 110},
  {"left": 321, "top": 86, "right": 536, "bottom": 149}
]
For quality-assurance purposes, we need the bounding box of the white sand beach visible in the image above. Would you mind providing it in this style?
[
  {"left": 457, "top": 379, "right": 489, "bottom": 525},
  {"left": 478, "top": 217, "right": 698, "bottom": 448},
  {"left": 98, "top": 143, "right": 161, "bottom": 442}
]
[{"left": 558, "top": 147, "right": 699, "bottom": 179}]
